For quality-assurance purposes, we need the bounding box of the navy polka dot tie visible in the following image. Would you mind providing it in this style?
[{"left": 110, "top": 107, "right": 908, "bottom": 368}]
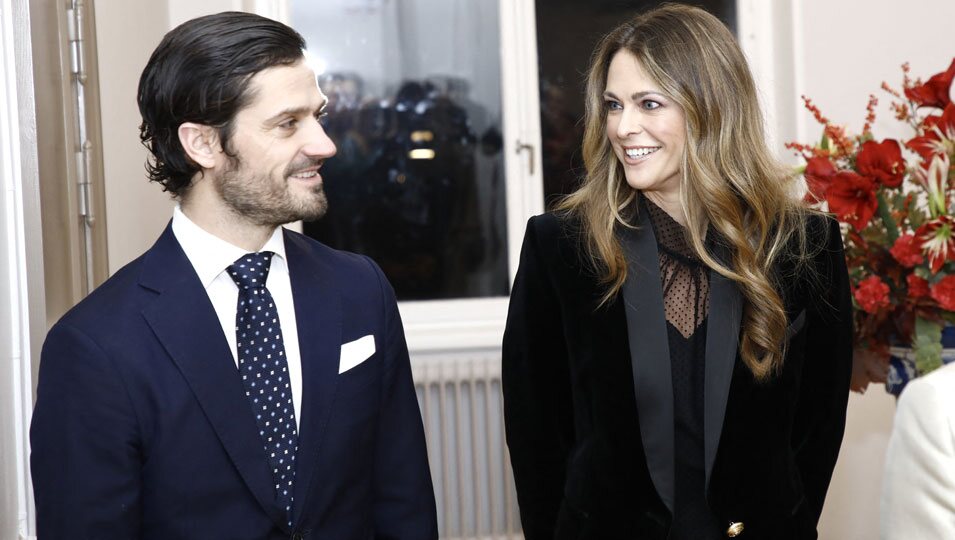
[{"left": 227, "top": 252, "right": 298, "bottom": 526}]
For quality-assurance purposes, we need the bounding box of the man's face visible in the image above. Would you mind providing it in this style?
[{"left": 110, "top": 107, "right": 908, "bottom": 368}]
[{"left": 214, "top": 60, "right": 337, "bottom": 227}]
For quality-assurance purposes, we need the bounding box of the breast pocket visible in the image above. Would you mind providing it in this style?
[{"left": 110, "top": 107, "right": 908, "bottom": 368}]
[
  {"left": 335, "top": 334, "right": 382, "bottom": 421},
  {"left": 339, "top": 334, "right": 375, "bottom": 374},
  {"left": 337, "top": 349, "right": 379, "bottom": 395}
]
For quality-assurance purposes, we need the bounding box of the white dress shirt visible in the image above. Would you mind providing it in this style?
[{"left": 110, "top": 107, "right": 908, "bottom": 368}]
[{"left": 171, "top": 206, "right": 302, "bottom": 429}]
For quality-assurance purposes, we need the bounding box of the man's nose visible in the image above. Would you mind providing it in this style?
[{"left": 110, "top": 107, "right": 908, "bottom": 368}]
[{"left": 302, "top": 119, "right": 337, "bottom": 159}]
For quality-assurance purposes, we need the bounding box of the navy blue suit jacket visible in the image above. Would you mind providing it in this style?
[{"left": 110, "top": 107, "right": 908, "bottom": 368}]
[{"left": 31, "top": 224, "right": 438, "bottom": 539}]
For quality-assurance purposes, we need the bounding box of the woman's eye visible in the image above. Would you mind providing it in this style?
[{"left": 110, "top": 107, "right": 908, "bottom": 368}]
[
  {"left": 642, "top": 100, "right": 661, "bottom": 110},
  {"left": 605, "top": 100, "right": 622, "bottom": 111}
]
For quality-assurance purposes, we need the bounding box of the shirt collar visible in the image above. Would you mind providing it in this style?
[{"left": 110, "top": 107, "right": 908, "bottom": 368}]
[{"left": 171, "top": 205, "right": 288, "bottom": 289}]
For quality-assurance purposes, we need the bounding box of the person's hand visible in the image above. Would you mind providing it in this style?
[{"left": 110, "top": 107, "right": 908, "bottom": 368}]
[{"left": 850, "top": 346, "right": 890, "bottom": 394}]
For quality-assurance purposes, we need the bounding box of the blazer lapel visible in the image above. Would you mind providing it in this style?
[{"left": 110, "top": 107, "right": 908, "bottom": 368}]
[
  {"left": 703, "top": 243, "right": 742, "bottom": 491},
  {"left": 283, "top": 230, "right": 343, "bottom": 522},
  {"left": 620, "top": 202, "right": 675, "bottom": 514},
  {"left": 138, "top": 225, "right": 288, "bottom": 529}
]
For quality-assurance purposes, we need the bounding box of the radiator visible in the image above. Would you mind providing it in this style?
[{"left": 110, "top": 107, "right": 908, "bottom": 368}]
[{"left": 412, "top": 351, "right": 524, "bottom": 540}]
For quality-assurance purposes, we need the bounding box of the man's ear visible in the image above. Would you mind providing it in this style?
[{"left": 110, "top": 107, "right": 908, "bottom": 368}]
[{"left": 178, "top": 123, "right": 220, "bottom": 169}]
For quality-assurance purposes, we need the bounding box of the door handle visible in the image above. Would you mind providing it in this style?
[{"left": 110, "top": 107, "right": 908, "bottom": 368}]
[{"left": 515, "top": 140, "right": 535, "bottom": 176}]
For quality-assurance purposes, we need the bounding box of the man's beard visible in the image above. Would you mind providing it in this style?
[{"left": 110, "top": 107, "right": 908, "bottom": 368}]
[{"left": 215, "top": 154, "right": 328, "bottom": 227}]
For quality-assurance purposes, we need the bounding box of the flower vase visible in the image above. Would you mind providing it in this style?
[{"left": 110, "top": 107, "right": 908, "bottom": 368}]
[{"left": 885, "top": 325, "right": 955, "bottom": 396}]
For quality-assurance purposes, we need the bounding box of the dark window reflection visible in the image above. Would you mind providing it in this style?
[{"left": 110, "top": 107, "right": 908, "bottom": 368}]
[
  {"left": 291, "top": 2, "right": 508, "bottom": 301},
  {"left": 537, "top": 0, "right": 737, "bottom": 208}
]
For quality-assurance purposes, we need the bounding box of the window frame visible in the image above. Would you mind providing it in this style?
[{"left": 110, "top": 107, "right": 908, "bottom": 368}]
[{"left": 3, "top": 0, "right": 44, "bottom": 536}]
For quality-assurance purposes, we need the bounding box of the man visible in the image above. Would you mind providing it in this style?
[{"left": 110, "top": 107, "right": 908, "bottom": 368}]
[{"left": 30, "top": 11, "right": 437, "bottom": 539}]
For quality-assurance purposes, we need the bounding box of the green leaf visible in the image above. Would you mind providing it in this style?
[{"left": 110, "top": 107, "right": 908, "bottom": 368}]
[
  {"left": 862, "top": 226, "right": 888, "bottom": 247},
  {"left": 820, "top": 133, "right": 831, "bottom": 151},
  {"left": 877, "top": 192, "right": 900, "bottom": 244},
  {"left": 914, "top": 317, "right": 944, "bottom": 375},
  {"left": 915, "top": 266, "right": 935, "bottom": 281},
  {"left": 909, "top": 201, "right": 926, "bottom": 229}
]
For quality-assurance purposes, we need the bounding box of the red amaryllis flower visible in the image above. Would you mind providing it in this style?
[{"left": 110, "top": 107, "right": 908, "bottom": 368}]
[
  {"left": 803, "top": 156, "right": 837, "bottom": 203},
  {"left": 907, "top": 103, "right": 955, "bottom": 162},
  {"left": 905, "top": 58, "right": 955, "bottom": 109},
  {"left": 826, "top": 171, "right": 878, "bottom": 230},
  {"left": 931, "top": 274, "right": 955, "bottom": 311},
  {"left": 908, "top": 274, "right": 930, "bottom": 299},
  {"left": 924, "top": 103, "right": 955, "bottom": 137},
  {"left": 854, "top": 275, "right": 891, "bottom": 314},
  {"left": 908, "top": 134, "right": 944, "bottom": 163},
  {"left": 917, "top": 215, "right": 955, "bottom": 272},
  {"left": 890, "top": 234, "right": 925, "bottom": 267},
  {"left": 856, "top": 139, "right": 905, "bottom": 188}
]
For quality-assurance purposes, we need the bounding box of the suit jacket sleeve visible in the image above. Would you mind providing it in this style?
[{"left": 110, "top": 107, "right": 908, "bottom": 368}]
[
  {"left": 791, "top": 215, "right": 853, "bottom": 525},
  {"left": 364, "top": 257, "right": 439, "bottom": 540},
  {"left": 30, "top": 321, "right": 143, "bottom": 538},
  {"left": 502, "top": 216, "right": 575, "bottom": 539},
  {"left": 881, "top": 372, "right": 955, "bottom": 539}
]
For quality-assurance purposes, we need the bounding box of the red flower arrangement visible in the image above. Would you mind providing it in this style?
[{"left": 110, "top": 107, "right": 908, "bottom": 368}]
[
  {"left": 854, "top": 276, "right": 891, "bottom": 314},
  {"left": 788, "top": 58, "right": 955, "bottom": 393}
]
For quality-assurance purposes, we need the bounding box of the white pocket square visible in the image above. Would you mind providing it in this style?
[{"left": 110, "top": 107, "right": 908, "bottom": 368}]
[{"left": 339, "top": 334, "right": 375, "bottom": 374}]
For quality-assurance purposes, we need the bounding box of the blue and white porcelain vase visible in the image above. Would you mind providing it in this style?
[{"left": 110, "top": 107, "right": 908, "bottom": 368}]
[{"left": 886, "top": 325, "right": 955, "bottom": 396}]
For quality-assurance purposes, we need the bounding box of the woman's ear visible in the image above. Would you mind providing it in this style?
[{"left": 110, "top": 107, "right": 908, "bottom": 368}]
[{"left": 177, "top": 123, "right": 220, "bottom": 169}]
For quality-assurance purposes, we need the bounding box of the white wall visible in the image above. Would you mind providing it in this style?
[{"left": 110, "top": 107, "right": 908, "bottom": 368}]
[
  {"left": 792, "top": 1, "right": 955, "bottom": 538},
  {"left": 94, "top": 0, "right": 242, "bottom": 274},
  {"left": 95, "top": 0, "right": 173, "bottom": 273},
  {"left": 168, "top": 0, "right": 242, "bottom": 28}
]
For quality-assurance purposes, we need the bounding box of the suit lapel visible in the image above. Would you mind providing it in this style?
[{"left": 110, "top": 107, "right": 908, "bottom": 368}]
[
  {"left": 139, "top": 225, "right": 288, "bottom": 528},
  {"left": 703, "top": 242, "right": 742, "bottom": 491},
  {"left": 620, "top": 202, "right": 675, "bottom": 513},
  {"left": 283, "top": 230, "right": 343, "bottom": 521}
]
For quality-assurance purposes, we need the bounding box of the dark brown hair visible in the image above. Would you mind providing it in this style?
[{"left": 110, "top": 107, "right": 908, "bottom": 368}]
[{"left": 137, "top": 11, "right": 306, "bottom": 197}]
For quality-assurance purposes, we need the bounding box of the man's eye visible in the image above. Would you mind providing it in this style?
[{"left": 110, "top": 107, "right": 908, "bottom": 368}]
[{"left": 279, "top": 119, "right": 297, "bottom": 129}]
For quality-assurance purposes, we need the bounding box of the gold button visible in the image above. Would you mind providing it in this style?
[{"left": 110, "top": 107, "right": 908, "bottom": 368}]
[{"left": 726, "top": 521, "right": 744, "bottom": 537}]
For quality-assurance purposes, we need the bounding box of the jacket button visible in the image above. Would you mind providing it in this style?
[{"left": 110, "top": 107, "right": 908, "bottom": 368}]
[{"left": 726, "top": 521, "right": 744, "bottom": 537}]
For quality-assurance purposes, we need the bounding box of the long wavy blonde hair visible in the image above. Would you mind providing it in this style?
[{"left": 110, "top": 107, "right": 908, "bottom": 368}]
[{"left": 558, "top": 4, "right": 812, "bottom": 381}]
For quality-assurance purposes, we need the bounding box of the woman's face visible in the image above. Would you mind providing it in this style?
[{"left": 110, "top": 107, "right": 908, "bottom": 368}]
[{"left": 603, "top": 49, "right": 686, "bottom": 199}]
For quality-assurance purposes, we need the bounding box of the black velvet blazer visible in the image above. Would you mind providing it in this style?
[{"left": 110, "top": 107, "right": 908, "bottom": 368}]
[{"left": 502, "top": 207, "right": 852, "bottom": 540}]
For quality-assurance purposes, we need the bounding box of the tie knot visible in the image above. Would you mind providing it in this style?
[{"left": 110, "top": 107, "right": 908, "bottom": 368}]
[{"left": 227, "top": 251, "right": 274, "bottom": 290}]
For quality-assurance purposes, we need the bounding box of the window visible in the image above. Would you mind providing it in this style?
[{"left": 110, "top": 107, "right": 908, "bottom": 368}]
[{"left": 291, "top": 0, "right": 511, "bottom": 302}]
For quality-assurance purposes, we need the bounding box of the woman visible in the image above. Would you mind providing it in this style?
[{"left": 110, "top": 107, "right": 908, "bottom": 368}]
[{"left": 502, "top": 5, "right": 852, "bottom": 539}]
